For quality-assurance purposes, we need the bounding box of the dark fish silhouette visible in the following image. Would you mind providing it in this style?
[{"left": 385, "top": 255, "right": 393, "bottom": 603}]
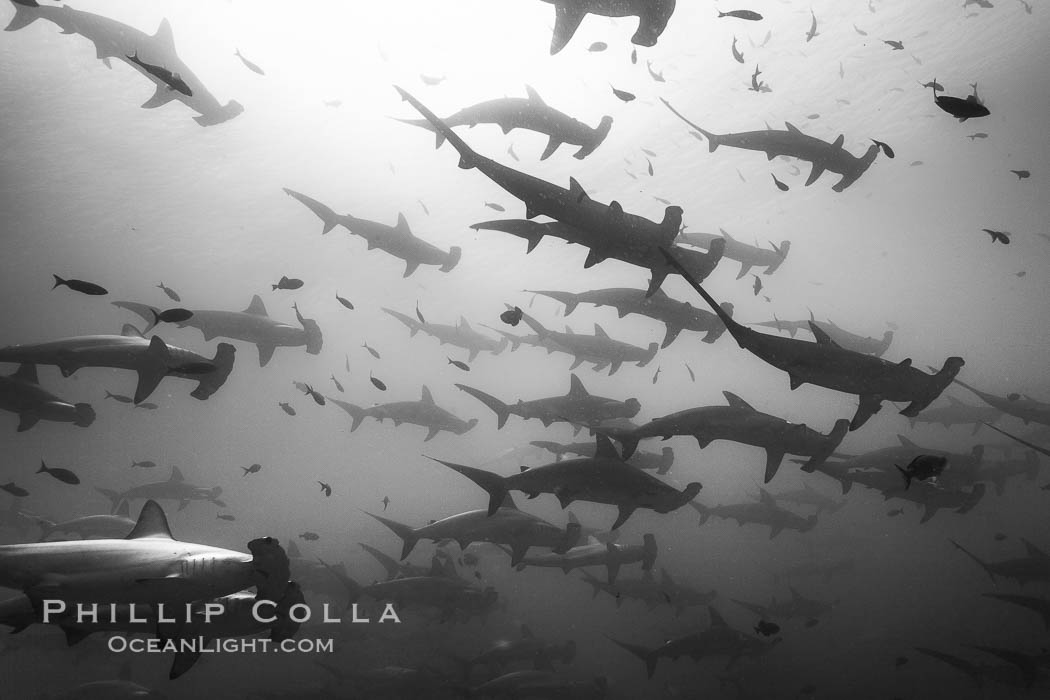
[
  {"left": 272, "top": 276, "right": 303, "bottom": 291},
  {"left": 652, "top": 366, "right": 661, "bottom": 384},
  {"left": 151, "top": 308, "right": 193, "bottom": 324},
  {"left": 335, "top": 293, "right": 354, "bottom": 310},
  {"left": 752, "top": 275, "right": 763, "bottom": 295},
  {"left": 382, "top": 496, "right": 390, "bottom": 510},
  {"left": 299, "top": 532, "right": 320, "bottom": 541},
  {"left": 485, "top": 202, "right": 506, "bottom": 212},
  {"left": 887, "top": 508, "right": 903, "bottom": 517},
  {"left": 854, "top": 24, "right": 868, "bottom": 36},
  {"left": 363, "top": 343, "right": 381, "bottom": 359},
  {"left": 131, "top": 460, "right": 156, "bottom": 469},
  {"left": 685, "top": 363, "right": 696, "bottom": 382},
  {"left": 587, "top": 41, "right": 608, "bottom": 52},
  {"left": 318, "top": 481, "right": 332, "bottom": 497},
  {"left": 279, "top": 402, "right": 296, "bottom": 416},
  {"left": 418, "top": 199, "right": 430, "bottom": 214},
  {"left": 1, "top": 482, "right": 28, "bottom": 497},
  {"left": 1010, "top": 169, "right": 1030, "bottom": 179},
  {"left": 37, "top": 460, "right": 80, "bottom": 485},
  {"left": 921, "top": 79, "right": 944, "bottom": 91},
  {"left": 370, "top": 372, "right": 387, "bottom": 391},
  {"left": 125, "top": 51, "right": 192, "bottom": 96},
  {"left": 331, "top": 374, "right": 344, "bottom": 392},
  {"left": 805, "top": 10, "right": 819, "bottom": 41},
  {"left": 448, "top": 358, "right": 470, "bottom": 371},
  {"left": 895, "top": 656, "right": 908, "bottom": 667},
  {"left": 646, "top": 158, "right": 654, "bottom": 176},
  {"left": 646, "top": 60, "right": 665, "bottom": 82},
  {"left": 415, "top": 303, "right": 426, "bottom": 324},
  {"left": 772, "top": 174, "right": 789, "bottom": 191},
  {"left": 501, "top": 306, "right": 524, "bottom": 326},
  {"left": 719, "top": 10, "right": 763, "bottom": 21},
  {"left": 233, "top": 48, "right": 264, "bottom": 75},
  {"left": 631, "top": 47, "right": 637, "bottom": 64},
  {"left": 611, "top": 85, "right": 636, "bottom": 102},
  {"left": 755, "top": 620, "right": 780, "bottom": 636},
  {"left": 967, "top": 132, "right": 988, "bottom": 140},
  {"left": 105, "top": 391, "right": 134, "bottom": 404},
  {"left": 217, "top": 513, "right": 236, "bottom": 521},
  {"left": 300, "top": 383, "right": 325, "bottom": 406},
  {"left": 52, "top": 275, "right": 107, "bottom": 296},
  {"left": 135, "top": 402, "right": 159, "bottom": 410},
  {"left": 994, "top": 532, "right": 1007, "bottom": 542},
  {"left": 983, "top": 229, "right": 1010, "bottom": 244},
  {"left": 242, "top": 463, "right": 261, "bottom": 476},
  {"left": 156, "top": 282, "right": 180, "bottom": 302},
  {"left": 884, "top": 40, "right": 903, "bottom": 50},
  {"left": 896, "top": 454, "right": 948, "bottom": 489},
  {"left": 731, "top": 36, "right": 745, "bottom": 63},
  {"left": 872, "top": 139, "right": 895, "bottom": 158},
  {"left": 931, "top": 82, "right": 990, "bottom": 121}
]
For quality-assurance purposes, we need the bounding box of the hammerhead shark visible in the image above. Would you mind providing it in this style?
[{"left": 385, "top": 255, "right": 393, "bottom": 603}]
[
  {"left": 534, "top": 0, "right": 678, "bottom": 54},
  {"left": 813, "top": 435, "right": 986, "bottom": 487},
  {"left": 613, "top": 391, "right": 850, "bottom": 482},
  {"left": 691, "top": 490, "right": 818, "bottom": 538},
  {"left": 951, "top": 538, "right": 1050, "bottom": 586},
  {"left": 397, "top": 86, "right": 613, "bottom": 160},
  {"left": 659, "top": 247, "right": 964, "bottom": 430},
  {"left": 283, "top": 188, "right": 461, "bottom": 277},
  {"left": 358, "top": 542, "right": 433, "bottom": 581},
  {"left": 517, "top": 309, "right": 659, "bottom": 375},
  {"left": 531, "top": 441, "right": 674, "bottom": 474},
  {"left": 513, "top": 533, "right": 657, "bottom": 584},
  {"left": 5, "top": 0, "right": 243, "bottom": 125},
  {"left": 732, "top": 586, "right": 835, "bottom": 621},
  {"left": 429, "top": 433, "right": 702, "bottom": 530},
  {"left": 0, "top": 499, "right": 290, "bottom": 606},
  {"left": 472, "top": 218, "right": 724, "bottom": 296},
  {"left": 754, "top": 316, "right": 895, "bottom": 357},
  {"left": 0, "top": 325, "right": 236, "bottom": 404},
  {"left": 37, "top": 500, "right": 135, "bottom": 541},
  {"left": 678, "top": 229, "right": 791, "bottom": 279},
  {"left": 456, "top": 374, "right": 641, "bottom": 429},
  {"left": 0, "top": 363, "right": 95, "bottom": 431},
  {"left": 954, "top": 379, "right": 1050, "bottom": 427},
  {"left": 382, "top": 308, "right": 507, "bottom": 361},
  {"left": 395, "top": 87, "right": 684, "bottom": 257},
  {"left": 527, "top": 287, "right": 733, "bottom": 348},
  {"left": 97, "top": 466, "right": 225, "bottom": 513},
  {"left": 365, "top": 495, "right": 580, "bottom": 566},
  {"left": 327, "top": 387, "right": 478, "bottom": 441},
  {"left": 113, "top": 296, "right": 322, "bottom": 367},
  {"left": 662, "top": 99, "right": 881, "bottom": 191},
  {"left": 909, "top": 395, "right": 1003, "bottom": 434}
]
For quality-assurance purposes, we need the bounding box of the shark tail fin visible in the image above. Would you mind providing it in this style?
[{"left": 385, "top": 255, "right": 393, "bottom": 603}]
[
  {"left": 660, "top": 98, "right": 720, "bottom": 151},
  {"left": 896, "top": 465, "right": 912, "bottom": 490},
  {"left": 189, "top": 343, "right": 236, "bottom": 401},
  {"left": 395, "top": 86, "right": 478, "bottom": 169},
  {"left": 426, "top": 456, "right": 508, "bottom": 515},
  {"left": 5, "top": 0, "right": 41, "bottom": 33},
  {"left": 440, "top": 246, "right": 462, "bottom": 273},
  {"left": 73, "top": 403, "right": 96, "bottom": 428},
  {"left": 608, "top": 637, "right": 658, "bottom": 679},
  {"left": 949, "top": 539, "right": 996, "bottom": 581},
  {"left": 364, "top": 512, "right": 419, "bottom": 560},
  {"left": 456, "top": 384, "right": 511, "bottom": 429}
]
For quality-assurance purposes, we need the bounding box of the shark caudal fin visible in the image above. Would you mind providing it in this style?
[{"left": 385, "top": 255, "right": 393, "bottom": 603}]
[
  {"left": 111, "top": 301, "right": 163, "bottom": 332},
  {"left": 364, "top": 512, "right": 419, "bottom": 560},
  {"left": 472, "top": 219, "right": 548, "bottom": 253},
  {"left": 608, "top": 636, "right": 658, "bottom": 679},
  {"left": 327, "top": 396, "right": 367, "bottom": 431},
  {"left": 949, "top": 539, "right": 997, "bottom": 582},
  {"left": 395, "top": 86, "right": 481, "bottom": 170},
  {"left": 659, "top": 248, "right": 747, "bottom": 346},
  {"left": 188, "top": 343, "right": 235, "bottom": 400},
  {"left": 5, "top": 0, "right": 42, "bottom": 32},
  {"left": 660, "top": 98, "right": 720, "bottom": 151},
  {"left": 525, "top": 290, "right": 579, "bottom": 315},
  {"left": 393, "top": 117, "right": 445, "bottom": 147},
  {"left": 455, "top": 384, "right": 511, "bottom": 429},
  {"left": 425, "top": 456, "right": 508, "bottom": 515},
  {"left": 73, "top": 403, "right": 96, "bottom": 428},
  {"left": 440, "top": 246, "right": 462, "bottom": 273},
  {"left": 282, "top": 188, "right": 342, "bottom": 235}
]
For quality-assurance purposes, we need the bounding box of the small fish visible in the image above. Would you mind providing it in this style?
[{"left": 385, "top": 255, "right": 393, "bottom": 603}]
[
  {"left": 105, "top": 391, "right": 134, "bottom": 404},
  {"left": 731, "top": 36, "right": 745, "bottom": 63},
  {"left": 131, "top": 460, "right": 156, "bottom": 469},
  {"left": 807, "top": 113, "right": 820, "bottom": 120},
  {"left": 279, "top": 402, "right": 296, "bottom": 416},
  {"left": 624, "top": 170, "right": 637, "bottom": 180},
  {"left": 415, "top": 303, "right": 426, "bottom": 324},
  {"left": 1010, "top": 169, "right": 1031, "bottom": 179},
  {"left": 611, "top": 85, "right": 636, "bottom": 102},
  {"left": 896, "top": 455, "right": 948, "bottom": 489},
  {"left": 771, "top": 174, "right": 789, "bottom": 191},
  {"left": 323, "top": 99, "right": 342, "bottom": 108},
  {"left": 718, "top": 10, "right": 763, "bottom": 21},
  {"left": 895, "top": 656, "right": 908, "bottom": 668},
  {"left": 587, "top": 41, "right": 607, "bottom": 52},
  {"left": 646, "top": 60, "right": 665, "bottom": 82},
  {"left": 994, "top": 532, "right": 1007, "bottom": 541},
  {"left": 752, "top": 275, "right": 763, "bottom": 295},
  {"left": 318, "top": 481, "right": 332, "bottom": 497},
  {"left": 685, "top": 363, "right": 696, "bottom": 382},
  {"left": 1020, "top": 0, "right": 1032, "bottom": 14},
  {"left": 884, "top": 40, "right": 903, "bottom": 50},
  {"left": 806, "top": 10, "right": 819, "bottom": 42},
  {"left": 420, "top": 74, "right": 446, "bottom": 86},
  {"left": 910, "top": 160, "right": 923, "bottom": 167},
  {"left": 370, "top": 372, "right": 387, "bottom": 391},
  {"left": 967, "top": 133, "right": 988, "bottom": 140},
  {"left": 921, "top": 79, "right": 944, "bottom": 91},
  {"left": 652, "top": 366, "right": 661, "bottom": 384},
  {"left": 418, "top": 199, "right": 430, "bottom": 215},
  {"left": 646, "top": 158, "right": 654, "bottom": 176},
  {"left": 382, "top": 496, "right": 390, "bottom": 511},
  {"left": 156, "top": 282, "right": 181, "bottom": 302},
  {"left": 507, "top": 144, "right": 520, "bottom": 161},
  {"left": 331, "top": 374, "right": 344, "bottom": 392},
  {"left": 151, "top": 308, "right": 193, "bottom": 324},
  {"left": 217, "top": 514, "right": 236, "bottom": 522},
  {"left": 299, "top": 532, "right": 320, "bottom": 541},
  {"left": 484, "top": 202, "right": 506, "bottom": 212},
  {"left": 839, "top": 62, "right": 845, "bottom": 79},
  {"left": 750, "top": 65, "right": 763, "bottom": 91},
  {"left": 448, "top": 358, "right": 470, "bottom": 371},
  {"left": 52, "top": 275, "right": 107, "bottom": 296},
  {"left": 272, "top": 276, "right": 303, "bottom": 291},
  {"left": 335, "top": 293, "right": 354, "bottom": 310},
  {"left": 135, "top": 402, "right": 159, "bottom": 410},
  {"left": 37, "top": 460, "right": 80, "bottom": 485},
  {"left": 804, "top": 618, "right": 819, "bottom": 628},
  {"left": 630, "top": 48, "right": 637, "bottom": 64},
  {"left": 500, "top": 306, "right": 524, "bottom": 326},
  {"left": 641, "top": 148, "right": 657, "bottom": 157},
  {"left": 871, "top": 139, "right": 895, "bottom": 158},
  {"left": 242, "top": 463, "right": 261, "bottom": 476},
  {"left": 125, "top": 52, "right": 192, "bottom": 96},
  {"left": 300, "top": 383, "right": 325, "bottom": 406},
  {"left": 836, "top": 98, "right": 851, "bottom": 105},
  {"left": 363, "top": 343, "right": 381, "bottom": 360},
  {"left": 653, "top": 196, "right": 672, "bottom": 205},
  {"left": 1, "top": 482, "right": 28, "bottom": 497},
  {"left": 345, "top": 354, "right": 351, "bottom": 372},
  {"left": 983, "top": 229, "right": 1010, "bottom": 244},
  {"left": 854, "top": 24, "right": 868, "bottom": 36},
  {"left": 234, "top": 48, "right": 265, "bottom": 75},
  {"left": 754, "top": 620, "right": 780, "bottom": 636}
]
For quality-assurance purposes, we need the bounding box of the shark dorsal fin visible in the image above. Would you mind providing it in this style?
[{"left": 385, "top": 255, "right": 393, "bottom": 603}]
[
  {"left": 584, "top": 535, "right": 601, "bottom": 546},
  {"left": 723, "top": 391, "right": 754, "bottom": 411},
  {"left": 12, "top": 363, "right": 38, "bottom": 384},
  {"left": 395, "top": 213, "right": 410, "bottom": 234},
  {"left": 568, "top": 177, "right": 587, "bottom": 201},
  {"left": 169, "top": 466, "right": 185, "bottom": 482},
  {"left": 898, "top": 358, "right": 912, "bottom": 368},
  {"left": 785, "top": 122, "right": 802, "bottom": 134},
  {"left": 808, "top": 321, "right": 839, "bottom": 348},
  {"left": 243, "top": 295, "right": 268, "bottom": 316},
  {"left": 595, "top": 433, "right": 619, "bottom": 460},
  {"left": 897, "top": 435, "right": 917, "bottom": 448},
  {"left": 460, "top": 317, "right": 473, "bottom": 332},
  {"left": 593, "top": 323, "right": 609, "bottom": 338},
  {"left": 567, "top": 511, "right": 580, "bottom": 525},
  {"left": 521, "top": 623, "right": 534, "bottom": 638},
  {"left": 708, "top": 606, "right": 728, "bottom": 627},
  {"left": 125, "top": 500, "right": 175, "bottom": 539},
  {"left": 609, "top": 201, "right": 624, "bottom": 220},
  {"left": 524, "top": 85, "right": 544, "bottom": 105},
  {"left": 121, "top": 324, "right": 145, "bottom": 338},
  {"left": 502, "top": 493, "right": 519, "bottom": 510},
  {"left": 116, "top": 499, "right": 131, "bottom": 518},
  {"left": 719, "top": 228, "right": 736, "bottom": 242},
  {"left": 567, "top": 374, "right": 589, "bottom": 398},
  {"left": 152, "top": 18, "right": 175, "bottom": 47},
  {"left": 1022, "top": 539, "right": 1049, "bottom": 559},
  {"left": 420, "top": 385, "right": 434, "bottom": 405},
  {"left": 832, "top": 134, "right": 845, "bottom": 149}
]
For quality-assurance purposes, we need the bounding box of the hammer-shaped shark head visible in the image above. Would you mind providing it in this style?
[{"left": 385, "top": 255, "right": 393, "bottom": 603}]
[
  {"left": 248, "top": 537, "right": 290, "bottom": 601},
  {"left": 267, "top": 581, "right": 306, "bottom": 643},
  {"left": 631, "top": 0, "right": 677, "bottom": 47}
]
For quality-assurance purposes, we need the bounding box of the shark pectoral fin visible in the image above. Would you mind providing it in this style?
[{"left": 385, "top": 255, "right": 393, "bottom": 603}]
[
  {"left": 606, "top": 559, "right": 622, "bottom": 585},
  {"left": 554, "top": 488, "right": 575, "bottom": 509},
  {"left": 805, "top": 163, "right": 826, "bottom": 186},
  {"left": 467, "top": 348, "right": 479, "bottom": 362},
  {"left": 919, "top": 505, "right": 937, "bottom": 524},
  {"left": 257, "top": 344, "right": 277, "bottom": 367},
  {"left": 133, "top": 364, "right": 167, "bottom": 404},
  {"left": 661, "top": 325, "right": 682, "bottom": 348},
  {"left": 540, "top": 136, "right": 562, "bottom": 160},
  {"left": 763, "top": 450, "right": 786, "bottom": 483},
  {"left": 788, "top": 374, "right": 805, "bottom": 390},
  {"left": 646, "top": 269, "right": 669, "bottom": 297},
  {"left": 583, "top": 249, "right": 604, "bottom": 268},
  {"left": 525, "top": 205, "right": 540, "bottom": 219},
  {"left": 851, "top": 395, "right": 882, "bottom": 431},
  {"left": 141, "top": 85, "right": 178, "bottom": 109},
  {"left": 17, "top": 414, "right": 39, "bottom": 432},
  {"left": 611, "top": 505, "right": 636, "bottom": 531},
  {"left": 550, "top": 3, "right": 587, "bottom": 54},
  {"left": 509, "top": 544, "right": 528, "bottom": 567},
  {"left": 169, "top": 650, "right": 204, "bottom": 680},
  {"left": 569, "top": 357, "right": 584, "bottom": 370},
  {"left": 403, "top": 262, "right": 420, "bottom": 277},
  {"left": 609, "top": 362, "right": 622, "bottom": 375},
  {"left": 423, "top": 427, "right": 440, "bottom": 442},
  {"left": 736, "top": 263, "right": 753, "bottom": 280}
]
